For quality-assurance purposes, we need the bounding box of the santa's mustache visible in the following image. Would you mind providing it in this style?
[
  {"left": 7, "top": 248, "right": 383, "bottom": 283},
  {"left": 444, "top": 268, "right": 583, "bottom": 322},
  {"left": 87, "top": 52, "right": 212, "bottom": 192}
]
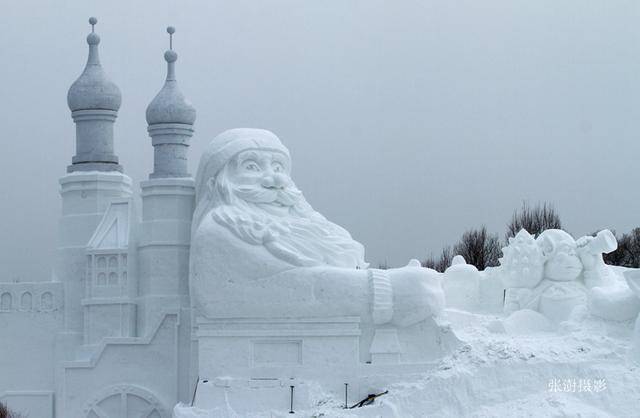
[{"left": 234, "top": 184, "right": 302, "bottom": 206}]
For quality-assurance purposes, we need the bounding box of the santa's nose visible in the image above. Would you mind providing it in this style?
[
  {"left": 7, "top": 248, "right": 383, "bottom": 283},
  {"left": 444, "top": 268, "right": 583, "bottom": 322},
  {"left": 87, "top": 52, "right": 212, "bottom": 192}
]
[{"left": 262, "top": 174, "right": 287, "bottom": 189}]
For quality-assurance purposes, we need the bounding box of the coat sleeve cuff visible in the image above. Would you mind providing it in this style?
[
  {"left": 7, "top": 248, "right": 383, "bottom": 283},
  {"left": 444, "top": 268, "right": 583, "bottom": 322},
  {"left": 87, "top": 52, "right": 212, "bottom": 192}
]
[{"left": 369, "top": 268, "right": 393, "bottom": 325}]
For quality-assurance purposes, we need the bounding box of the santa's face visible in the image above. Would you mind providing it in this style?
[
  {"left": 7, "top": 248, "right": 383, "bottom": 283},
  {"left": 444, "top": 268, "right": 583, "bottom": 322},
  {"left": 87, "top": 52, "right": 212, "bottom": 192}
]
[
  {"left": 227, "top": 149, "right": 300, "bottom": 208},
  {"left": 544, "top": 243, "right": 583, "bottom": 281}
]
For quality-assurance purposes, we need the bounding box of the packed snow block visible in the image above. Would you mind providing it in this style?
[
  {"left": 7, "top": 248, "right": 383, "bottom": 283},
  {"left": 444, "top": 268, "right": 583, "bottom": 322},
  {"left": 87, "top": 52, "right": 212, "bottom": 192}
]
[
  {"left": 443, "top": 257, "right": 480, "bottom": 312},
  {"left": 191, "top": 378, "right": 317, "bottom": 415},
  {"left": 369, "top": 328, "right": 402, "bottom": 364},
  {"left": 626, "top": 269, "right": 640, "bottom": 296},
  {"left": 585, "top": 268, "right": 640, "bottom": 321},
  {"left": 442, "top": 256, "right": 503, "bottom": 314},
  {"left": 623, "top": 269, "right": 640, "bottom": 363},
  {"left": 588, "top": 286, "right": 640, "bottom": 321},
  {"left": 478, "top": 267, "right": 506, "bottom": 313},
  {"left": 633, "top": 315, "right": 640, "bottom": 364},
  {"left": 195, "top": 316, "right": 362, "bottom": 381}
]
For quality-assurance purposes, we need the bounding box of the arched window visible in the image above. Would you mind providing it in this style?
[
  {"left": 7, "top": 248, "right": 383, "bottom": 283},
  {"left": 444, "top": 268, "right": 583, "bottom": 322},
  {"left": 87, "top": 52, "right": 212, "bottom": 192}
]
[
  {"left": 21, "top": 292, "right": 32, "bottom": 310},
  {"left": 97, "top": 273, "right": 107, "bottom": 286},
  {"left": 108, "top": 272, "right": 118, "bottom": 286},
  {"left": 108, "top": 256, "right": 118, "bottom": 269},
  {"left": 97, "top": 257, "right": 106, "bottom": 269},
  {"left": 41, "top": 292, "right": 53, "bottom": 311},
  {"left": 0, "top": 292, "right": 11, "bottom": 311},
  {"left": 84, "top": 385, "right": 168, "bottom": 418}
]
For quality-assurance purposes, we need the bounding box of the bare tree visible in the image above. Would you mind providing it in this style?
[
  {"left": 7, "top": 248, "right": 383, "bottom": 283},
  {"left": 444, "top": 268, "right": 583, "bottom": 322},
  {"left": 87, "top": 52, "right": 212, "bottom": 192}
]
[
  {"left": 603, "top": 228, "right": 640, "bottom": 268},
  {"left": 422, "top": 246, "right": 453, "bottom": 272},
  {"left": 0, "top": 403, "right": 22, "bottom": 418},
  {"left": 453, "top": 226, "right": 501, "bottom": 270},
  {"left": 377, "top": 260, "right": 390, "bottom": 270},
  {"left": 506, "top": 201, "right": 561, "bottom": 240}
]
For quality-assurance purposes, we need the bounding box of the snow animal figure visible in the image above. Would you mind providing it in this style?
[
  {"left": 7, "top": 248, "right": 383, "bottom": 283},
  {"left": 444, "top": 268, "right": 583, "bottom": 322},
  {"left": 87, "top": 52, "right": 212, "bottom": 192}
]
[
  {"left": 500, "top": 229, "right": 618, "bottom": 322},
  {"left": 190, "top": 128, "right": 456, "bottom": 367}
]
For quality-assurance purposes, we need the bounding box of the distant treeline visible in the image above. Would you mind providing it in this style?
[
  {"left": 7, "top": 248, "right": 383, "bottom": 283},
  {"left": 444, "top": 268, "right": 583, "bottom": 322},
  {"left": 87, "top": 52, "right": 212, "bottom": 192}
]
[
  {"left": 1, "top": 402, "right": 22, "bottom": 418},
  {"left": 410, "top": 202, "right": 639, "bottom": 272}
]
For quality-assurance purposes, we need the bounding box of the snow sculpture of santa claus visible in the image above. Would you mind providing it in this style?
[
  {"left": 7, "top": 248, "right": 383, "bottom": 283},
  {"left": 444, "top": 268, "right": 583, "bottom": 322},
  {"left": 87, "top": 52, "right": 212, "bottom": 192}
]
[{"left": 189, "top": 128, "right": 456, "bottom": 365}]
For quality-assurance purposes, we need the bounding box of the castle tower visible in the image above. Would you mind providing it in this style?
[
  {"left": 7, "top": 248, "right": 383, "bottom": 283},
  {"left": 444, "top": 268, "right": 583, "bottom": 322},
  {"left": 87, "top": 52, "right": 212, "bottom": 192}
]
[
  {"left": 138, "top": 27, "right": 196, "bottom": 403},
  {"left": 56, "top": 18, "right": 132, "bottom": 336},
  {"left": 67, "top": 17, "right": 123, "bottom": 173},
  {"left": 144, "top": 26, "right": 196, "bottom": 179}
]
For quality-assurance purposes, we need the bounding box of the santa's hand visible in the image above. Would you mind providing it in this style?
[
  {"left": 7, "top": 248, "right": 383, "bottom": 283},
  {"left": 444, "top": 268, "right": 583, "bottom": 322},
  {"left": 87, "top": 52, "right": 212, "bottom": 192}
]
[{"left": 387, "top": 260, "right": 445, "bottom": 327}]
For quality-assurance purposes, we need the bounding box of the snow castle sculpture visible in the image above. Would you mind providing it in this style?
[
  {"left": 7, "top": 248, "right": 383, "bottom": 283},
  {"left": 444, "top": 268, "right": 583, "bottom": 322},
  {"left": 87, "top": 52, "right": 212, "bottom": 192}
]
[{"left": 1, "top": 20, "right": 197, "bottom": 417}]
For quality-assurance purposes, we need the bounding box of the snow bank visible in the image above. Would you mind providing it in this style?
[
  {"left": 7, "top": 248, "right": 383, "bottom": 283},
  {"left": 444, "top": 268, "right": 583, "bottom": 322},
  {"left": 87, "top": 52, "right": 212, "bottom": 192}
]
[
  {"left": 503, "top": 309, "right": 553, "bottom": 334},
  {"left": 588, "top": 267, "right": 640, "bottom": 321},
  {"left": 176, "top": 308, "right": 640, "bottom": 417}
]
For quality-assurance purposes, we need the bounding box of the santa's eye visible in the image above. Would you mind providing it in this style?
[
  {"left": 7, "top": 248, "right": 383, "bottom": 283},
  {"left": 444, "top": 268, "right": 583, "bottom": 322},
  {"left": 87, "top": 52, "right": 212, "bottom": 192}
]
[
  {"left": 272, "top": 162, "right": 284, "bottom": 173},
  {"left": 243, "top": 161, "right": 261, "bottom": 172}
]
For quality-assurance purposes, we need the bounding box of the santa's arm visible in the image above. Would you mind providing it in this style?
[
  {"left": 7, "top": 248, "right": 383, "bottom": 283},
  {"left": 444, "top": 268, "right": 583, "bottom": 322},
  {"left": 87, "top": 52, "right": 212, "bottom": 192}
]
[
  {"left": 256, "top": 261, "right": 443, "bottom": 327},
  {"left": 191, "top": 220, "right": 442, "bottom": 325},
  {"left": 253, "top": 266, "right": 381, "bottom": 322}
]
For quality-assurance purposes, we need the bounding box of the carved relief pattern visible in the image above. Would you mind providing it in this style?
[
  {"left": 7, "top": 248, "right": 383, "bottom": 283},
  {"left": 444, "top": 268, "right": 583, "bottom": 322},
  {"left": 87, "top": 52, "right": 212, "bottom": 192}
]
[
  {"left": 86, "top": 252, "right": 128, "bottom": 296},
  {"left": 0, "top": 287, "right": 60, "bottom": 312}
]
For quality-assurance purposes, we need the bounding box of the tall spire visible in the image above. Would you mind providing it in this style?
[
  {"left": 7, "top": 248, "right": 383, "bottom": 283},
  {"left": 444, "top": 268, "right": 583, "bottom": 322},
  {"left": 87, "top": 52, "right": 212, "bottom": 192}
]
[
  {"left": 146, "top": 26, "right": 196, "bottom": 126},
  {"left": 67, "top": 17, "right": 122, "bottom": 172},
  {"left": 67, "top": 17, "right": 121, "bottom": 113},
  {"left": 145, "top": 26, "right": 196, "bottom": 178}
]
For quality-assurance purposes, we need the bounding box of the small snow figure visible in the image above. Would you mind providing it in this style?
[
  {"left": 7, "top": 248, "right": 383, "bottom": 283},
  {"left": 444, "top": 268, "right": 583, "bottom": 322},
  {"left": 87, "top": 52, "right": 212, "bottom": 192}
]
[{"left": 593, "top": 378, "right": 607, "bottom": 393}]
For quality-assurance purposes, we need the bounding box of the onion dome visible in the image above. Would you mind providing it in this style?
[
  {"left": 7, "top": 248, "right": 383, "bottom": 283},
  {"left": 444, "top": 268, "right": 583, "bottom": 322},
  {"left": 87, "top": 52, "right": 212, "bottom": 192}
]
[
  {"left": 146, "top": 26, "right": 196, "bottom": 125},
  {"left": 67, "top": 17, "right": 122, "bottom": 112}
]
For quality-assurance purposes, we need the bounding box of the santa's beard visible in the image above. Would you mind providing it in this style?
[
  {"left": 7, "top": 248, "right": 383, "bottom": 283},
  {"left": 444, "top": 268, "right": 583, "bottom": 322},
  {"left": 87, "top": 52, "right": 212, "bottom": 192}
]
[{"left": 193, "top": 167, "right": 368, "bottom": 269}]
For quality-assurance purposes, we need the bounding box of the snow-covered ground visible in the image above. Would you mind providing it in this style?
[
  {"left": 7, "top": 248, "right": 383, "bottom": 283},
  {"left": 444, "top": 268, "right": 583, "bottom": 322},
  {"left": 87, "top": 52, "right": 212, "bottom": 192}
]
[
  {"left": 176, "top": 307, "right": 639, "bottom": 417},
  {"left": 372, "top": 309, "right": 640, "bottom": 417}
]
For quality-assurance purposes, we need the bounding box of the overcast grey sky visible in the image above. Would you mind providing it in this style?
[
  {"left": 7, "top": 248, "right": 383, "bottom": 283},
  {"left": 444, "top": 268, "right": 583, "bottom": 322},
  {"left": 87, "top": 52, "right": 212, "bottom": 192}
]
[{"left": 1, "top": 0, "right": 639, "bottom": 281}]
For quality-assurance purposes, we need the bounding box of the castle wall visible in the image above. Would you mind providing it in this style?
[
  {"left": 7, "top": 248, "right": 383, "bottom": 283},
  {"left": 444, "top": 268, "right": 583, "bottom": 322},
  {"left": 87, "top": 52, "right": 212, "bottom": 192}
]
[
  {"left": 58, "top": 312, "right": 180, "bottom": 418},
  {"left": 0, "top": 282, "right": 63, "bottom": 418},
  {"left": 56, "top": 172, "right": 132, "bottom": 334}
]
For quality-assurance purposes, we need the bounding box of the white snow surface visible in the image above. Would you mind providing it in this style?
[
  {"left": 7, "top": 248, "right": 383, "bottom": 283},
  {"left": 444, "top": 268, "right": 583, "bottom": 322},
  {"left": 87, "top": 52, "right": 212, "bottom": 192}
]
[{"left": 175, "top": 307, "right": 639, "bottom": 417}]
